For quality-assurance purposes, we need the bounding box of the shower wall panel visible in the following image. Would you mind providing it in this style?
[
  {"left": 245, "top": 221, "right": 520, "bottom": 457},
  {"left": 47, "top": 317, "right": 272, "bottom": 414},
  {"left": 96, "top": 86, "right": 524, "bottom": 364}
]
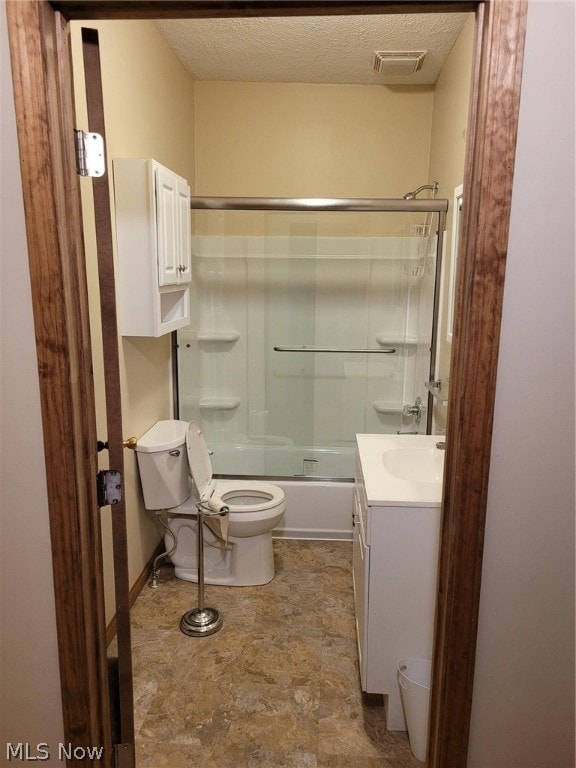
[{"left": 178, "top": 222, "right": 436, "bottom": 478}]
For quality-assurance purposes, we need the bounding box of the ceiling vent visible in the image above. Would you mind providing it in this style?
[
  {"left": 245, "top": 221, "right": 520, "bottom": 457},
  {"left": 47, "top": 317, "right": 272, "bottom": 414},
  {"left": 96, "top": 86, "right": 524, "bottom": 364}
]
[{"left": 373, "top": 50, "right": 428, "bottom": 77}]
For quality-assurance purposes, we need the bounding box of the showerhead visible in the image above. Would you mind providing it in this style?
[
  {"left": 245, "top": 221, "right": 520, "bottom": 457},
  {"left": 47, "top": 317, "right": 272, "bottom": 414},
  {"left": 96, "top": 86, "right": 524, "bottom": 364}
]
[{"left": 403, "top": 181, "right": 439, "bottom": 200}]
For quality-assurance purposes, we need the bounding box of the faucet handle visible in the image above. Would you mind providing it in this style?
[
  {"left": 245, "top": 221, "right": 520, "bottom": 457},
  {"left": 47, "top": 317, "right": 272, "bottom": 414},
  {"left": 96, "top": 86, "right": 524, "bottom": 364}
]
[{"left": 402, "top": 396, "right": 423, "bottom": 425}]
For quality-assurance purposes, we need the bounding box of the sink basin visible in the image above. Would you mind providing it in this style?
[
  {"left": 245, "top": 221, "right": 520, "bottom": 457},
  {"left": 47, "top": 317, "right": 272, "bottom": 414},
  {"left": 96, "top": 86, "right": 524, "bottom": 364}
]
[
  {"left": 382, "top": 447, "right": 444, "bottom": 484},
  {"left": 357, "top": 434, "right": 444, "bottom": 506}
]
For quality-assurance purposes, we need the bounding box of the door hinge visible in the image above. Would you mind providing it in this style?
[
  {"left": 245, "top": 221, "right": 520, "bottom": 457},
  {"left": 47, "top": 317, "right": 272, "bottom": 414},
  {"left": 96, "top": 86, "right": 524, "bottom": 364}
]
[
  {"left": 74, "top": 129, "right": 105, "bottom": 177},
  {"left": 97, "top": 469, "right": 123, "bottom": 508}
]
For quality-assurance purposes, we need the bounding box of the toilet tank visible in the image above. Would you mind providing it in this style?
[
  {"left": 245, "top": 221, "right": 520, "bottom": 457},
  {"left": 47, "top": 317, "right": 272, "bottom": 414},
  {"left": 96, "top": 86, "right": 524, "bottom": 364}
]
[{"left": 135, "top": 420, "right": 190, "bottom": 510}]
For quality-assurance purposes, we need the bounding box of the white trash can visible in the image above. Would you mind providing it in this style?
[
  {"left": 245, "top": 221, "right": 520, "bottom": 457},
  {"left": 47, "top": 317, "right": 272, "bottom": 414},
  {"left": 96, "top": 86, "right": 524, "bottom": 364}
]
[{"left": 397, "top": 658, "right": 432, "bottom": 763}]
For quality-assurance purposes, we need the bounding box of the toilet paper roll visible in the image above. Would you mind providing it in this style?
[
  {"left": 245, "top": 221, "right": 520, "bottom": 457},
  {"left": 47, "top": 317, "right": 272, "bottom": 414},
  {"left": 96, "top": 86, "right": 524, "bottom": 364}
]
[{"left": 206, "top": 495, "right": 229, "bottom": 515}]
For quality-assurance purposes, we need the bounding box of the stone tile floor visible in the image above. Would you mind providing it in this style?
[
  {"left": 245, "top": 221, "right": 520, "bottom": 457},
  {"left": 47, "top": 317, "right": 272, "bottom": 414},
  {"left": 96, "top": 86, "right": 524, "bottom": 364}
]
[{"left": 128, "top": 539, "right": 421, "bottom": 767}]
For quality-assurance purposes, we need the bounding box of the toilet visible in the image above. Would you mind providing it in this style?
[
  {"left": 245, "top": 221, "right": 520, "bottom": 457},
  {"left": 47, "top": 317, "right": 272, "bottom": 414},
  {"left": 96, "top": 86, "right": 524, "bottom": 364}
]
[{"left": 135, "top": 420, "right": 286, "bottom": 586}]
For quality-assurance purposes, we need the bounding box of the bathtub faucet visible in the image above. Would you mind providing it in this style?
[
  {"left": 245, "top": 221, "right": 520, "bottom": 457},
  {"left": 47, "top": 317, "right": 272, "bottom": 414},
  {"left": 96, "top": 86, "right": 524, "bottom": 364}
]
[{"left": 402, "top": 396, "right": 422, "bottom": 425}]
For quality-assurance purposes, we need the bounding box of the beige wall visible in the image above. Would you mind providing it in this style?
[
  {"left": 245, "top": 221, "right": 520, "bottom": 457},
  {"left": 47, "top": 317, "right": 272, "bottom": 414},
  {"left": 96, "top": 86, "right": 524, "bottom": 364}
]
[
  {"left": 468, "top": 1, "right": 575, "bottom": 764},
  {"left": 70, "top": 20, "right": 196, "bottom": 622},
  {"left": 194, "top": 80, "right": 434, "bottom": 200},
  {"left": 0, "top": 4, "right": 65, "bottom": 761},
  {"left": 428, "top": 15, "right": 475, "bottom": 432}
]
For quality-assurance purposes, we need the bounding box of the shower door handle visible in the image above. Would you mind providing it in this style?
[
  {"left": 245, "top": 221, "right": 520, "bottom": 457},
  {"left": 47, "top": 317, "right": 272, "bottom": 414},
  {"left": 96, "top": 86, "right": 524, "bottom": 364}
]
[{"left": 273, "top": 345, "right": 396, "bottom": 354}]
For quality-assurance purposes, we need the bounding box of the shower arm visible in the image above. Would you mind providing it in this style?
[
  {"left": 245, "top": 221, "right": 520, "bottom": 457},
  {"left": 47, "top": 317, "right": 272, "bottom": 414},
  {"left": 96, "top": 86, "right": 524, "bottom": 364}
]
[{"left": 403, "top": 181, "right": 439, "bottom": 200}]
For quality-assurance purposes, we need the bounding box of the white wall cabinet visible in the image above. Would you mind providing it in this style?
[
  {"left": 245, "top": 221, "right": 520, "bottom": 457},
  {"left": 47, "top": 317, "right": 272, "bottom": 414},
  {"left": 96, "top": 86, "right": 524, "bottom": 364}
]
[
  {"left": 155, "top": 164, "right": 192, "bottom": 286},
  {"left": 113, "top": 158, "right": 191, "bottom": 336},
  {"left": 353, "top": 434, "right": 441, "bottom": 731}
]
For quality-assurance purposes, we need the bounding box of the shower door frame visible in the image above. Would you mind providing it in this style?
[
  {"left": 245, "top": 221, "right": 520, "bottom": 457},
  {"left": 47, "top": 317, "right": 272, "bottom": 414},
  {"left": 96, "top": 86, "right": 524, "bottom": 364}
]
[
  {"left": 185, "top": 195, "right": 448, "bottom": 452},
  {"left": 6, "top": 1, "right": 527, "bottom": 766}
]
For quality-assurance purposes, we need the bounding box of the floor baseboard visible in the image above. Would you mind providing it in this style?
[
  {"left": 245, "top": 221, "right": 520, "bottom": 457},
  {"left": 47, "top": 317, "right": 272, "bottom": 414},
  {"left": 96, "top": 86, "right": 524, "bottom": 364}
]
[{"left": 106, "top": 541, "right": 164, "bottom": 647}]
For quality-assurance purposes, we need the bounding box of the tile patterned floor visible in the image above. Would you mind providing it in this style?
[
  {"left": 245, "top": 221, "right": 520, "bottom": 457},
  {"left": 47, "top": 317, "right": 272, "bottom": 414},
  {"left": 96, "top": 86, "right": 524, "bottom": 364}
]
[{"left": 129, "top": 539, "right": 421, "bottom": 767}]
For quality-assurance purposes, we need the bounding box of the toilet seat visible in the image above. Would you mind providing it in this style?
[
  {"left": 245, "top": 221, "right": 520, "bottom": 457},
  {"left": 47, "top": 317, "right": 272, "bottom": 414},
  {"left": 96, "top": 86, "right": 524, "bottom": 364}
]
[
  {"left": 185, "top": 423, "right": 285, "bottom": 514},
  {"left": 215, "top": 479, "right": 285, "bottom": 513}
]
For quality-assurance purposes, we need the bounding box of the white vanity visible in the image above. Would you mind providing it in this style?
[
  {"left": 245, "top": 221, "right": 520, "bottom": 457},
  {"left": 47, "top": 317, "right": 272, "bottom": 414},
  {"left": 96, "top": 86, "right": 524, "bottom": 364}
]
[{"left": 353, "top": 433, "right": 443, "bottom": 730}]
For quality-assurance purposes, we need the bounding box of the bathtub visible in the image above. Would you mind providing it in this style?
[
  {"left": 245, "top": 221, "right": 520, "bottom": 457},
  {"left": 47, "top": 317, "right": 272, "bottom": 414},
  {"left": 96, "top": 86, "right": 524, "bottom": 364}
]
[{"left": 210, "top": 441, "right": 354, "bottom": 540}]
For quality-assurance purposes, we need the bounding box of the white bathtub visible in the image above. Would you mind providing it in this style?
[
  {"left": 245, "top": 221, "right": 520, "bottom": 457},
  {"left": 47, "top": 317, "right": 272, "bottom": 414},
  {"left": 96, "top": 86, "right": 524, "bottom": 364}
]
[
  {"left": 210, "top": 441, "right": 354, "bottom": 540},
  {"left": 210, "top": 440, "right": 356, "bottom": 477},
  {"left": 273, "top": 480, "right": 353, "bottom": 540}
]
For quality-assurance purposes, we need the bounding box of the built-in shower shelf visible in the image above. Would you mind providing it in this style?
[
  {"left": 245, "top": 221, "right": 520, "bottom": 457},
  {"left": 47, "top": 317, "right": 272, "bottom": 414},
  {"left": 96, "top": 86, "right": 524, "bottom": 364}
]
[
  {"left": 425, "top": 379, "right": 449, "bottom": 406},
  {"left": 372, "top": 400, "right": 402, "bottom": 415},
  {"left": 199, "top": 397, "right": 241, "bottom": 411},
  {"left": 376, "top": 334, "right": 418, "bottom": 347},
  {"left": 197, "top": 332, "right": 240, "bottom": 344}
]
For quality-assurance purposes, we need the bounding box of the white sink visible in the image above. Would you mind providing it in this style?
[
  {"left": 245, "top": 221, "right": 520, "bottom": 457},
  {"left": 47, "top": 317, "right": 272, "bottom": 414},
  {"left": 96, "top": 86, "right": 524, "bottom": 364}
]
[
  {"left": 356, "top": 433, "right": 445, "bottom": 506},
  {"left": 382, "top": 447, "right": 444, "bottom": 484}
]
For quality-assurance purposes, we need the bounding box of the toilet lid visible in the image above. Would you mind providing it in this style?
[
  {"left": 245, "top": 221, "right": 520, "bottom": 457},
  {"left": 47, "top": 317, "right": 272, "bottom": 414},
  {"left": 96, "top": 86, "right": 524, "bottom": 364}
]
[{"left": 186, "top": 422, "right": 213, "bottom": 499}]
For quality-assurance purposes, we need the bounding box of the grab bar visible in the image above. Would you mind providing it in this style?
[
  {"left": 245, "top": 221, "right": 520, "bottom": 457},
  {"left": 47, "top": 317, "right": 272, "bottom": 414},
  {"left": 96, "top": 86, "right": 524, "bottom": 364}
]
[{"left": 273, "top": 345, "right": 396, "bottom": 354}]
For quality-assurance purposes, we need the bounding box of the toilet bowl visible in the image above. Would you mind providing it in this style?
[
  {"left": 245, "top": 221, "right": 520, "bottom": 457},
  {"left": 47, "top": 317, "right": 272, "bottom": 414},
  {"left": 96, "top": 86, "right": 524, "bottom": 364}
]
[{"left": 135, "top": 420, "right": 286, "bottom": 586}]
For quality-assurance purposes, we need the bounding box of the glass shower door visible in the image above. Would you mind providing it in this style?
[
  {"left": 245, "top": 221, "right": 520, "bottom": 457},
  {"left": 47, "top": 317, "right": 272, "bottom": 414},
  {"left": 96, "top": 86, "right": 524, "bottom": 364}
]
[{"left": 178, "top": 203, "right": 442, "bottom": 480}]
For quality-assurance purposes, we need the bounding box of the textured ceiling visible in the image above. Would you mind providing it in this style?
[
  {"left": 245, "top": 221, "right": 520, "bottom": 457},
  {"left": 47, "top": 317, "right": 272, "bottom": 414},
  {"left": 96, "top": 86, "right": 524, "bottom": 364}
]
[{"left": 155, "top": 13, "right": 470, "bottom": 86}]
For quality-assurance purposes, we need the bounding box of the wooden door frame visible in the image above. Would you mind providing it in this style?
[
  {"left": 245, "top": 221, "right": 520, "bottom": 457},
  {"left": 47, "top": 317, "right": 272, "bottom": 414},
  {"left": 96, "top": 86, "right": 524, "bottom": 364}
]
[{"left": 6, "top": 1, "right": 527, "bottom": 766}]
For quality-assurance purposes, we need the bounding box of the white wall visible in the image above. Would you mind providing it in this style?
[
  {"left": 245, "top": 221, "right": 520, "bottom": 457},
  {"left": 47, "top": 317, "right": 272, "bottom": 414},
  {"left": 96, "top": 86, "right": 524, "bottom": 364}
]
[
  {"left": 185, "top": 234, "right": 436, "bottom": 461},
  {"left": 0, "top": 4, "right": 65, "bottom": 762},
  {"left": 468, "top": 1, "right": 575, "bottom": 765}
]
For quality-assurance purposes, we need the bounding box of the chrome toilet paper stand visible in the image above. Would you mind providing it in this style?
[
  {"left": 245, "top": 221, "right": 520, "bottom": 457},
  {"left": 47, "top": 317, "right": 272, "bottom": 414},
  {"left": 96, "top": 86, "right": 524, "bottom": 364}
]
[{"left": 180, "top": 501, "right": 226, "bottom": 637}]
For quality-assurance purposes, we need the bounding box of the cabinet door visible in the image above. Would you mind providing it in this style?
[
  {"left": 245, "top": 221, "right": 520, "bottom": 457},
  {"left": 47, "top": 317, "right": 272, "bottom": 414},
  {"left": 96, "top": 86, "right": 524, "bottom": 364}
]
[
  {"left": 352, "top": 492, "right": 369, "bottom": 689},
  {"left": 155, "top": 165, "right": 179, "bottom": 286},
  {"left": 176, "top": 177, "right": 191, "bottom": 283}
]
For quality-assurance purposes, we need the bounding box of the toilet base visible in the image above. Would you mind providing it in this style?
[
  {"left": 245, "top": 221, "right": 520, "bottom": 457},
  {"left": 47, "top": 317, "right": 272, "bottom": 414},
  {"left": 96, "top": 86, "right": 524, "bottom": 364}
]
[{"left": 167, "top": 520, "right": 276, "bottom": 586}]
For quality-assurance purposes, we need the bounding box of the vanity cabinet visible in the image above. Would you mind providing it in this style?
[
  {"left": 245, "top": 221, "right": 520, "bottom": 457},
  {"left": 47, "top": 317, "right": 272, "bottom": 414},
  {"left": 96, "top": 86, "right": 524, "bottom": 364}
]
[
  {"left": 353, "top": 434, "right": 442, "bottom": 731},
  {"left": 113, "top": 158, "right": 191, "bottom": 336}
]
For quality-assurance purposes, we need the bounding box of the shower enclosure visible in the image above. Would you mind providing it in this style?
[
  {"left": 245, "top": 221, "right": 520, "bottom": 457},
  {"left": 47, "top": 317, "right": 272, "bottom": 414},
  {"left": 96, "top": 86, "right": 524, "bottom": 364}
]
[{"left": 177, "top": 196, "right": 447, "bottom": 481}]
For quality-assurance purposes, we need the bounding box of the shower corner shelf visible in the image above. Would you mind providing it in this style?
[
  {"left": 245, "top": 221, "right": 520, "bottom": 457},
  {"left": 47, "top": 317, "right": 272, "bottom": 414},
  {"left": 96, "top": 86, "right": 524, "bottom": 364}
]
[
  {"left": 199, "top": 397, "right": 241, "bottom": 411},
  {"left": 372, "top": 400, "right": 402, "bottom": 415},
  {"left": 197, "top": 332, "right": 240, "bottom": 344},
  {"left": 375, "top": 334, "right": 417, "bottom": 347},
  {"left": 425, "top": 379, "right": 449, "bottom": 406}
]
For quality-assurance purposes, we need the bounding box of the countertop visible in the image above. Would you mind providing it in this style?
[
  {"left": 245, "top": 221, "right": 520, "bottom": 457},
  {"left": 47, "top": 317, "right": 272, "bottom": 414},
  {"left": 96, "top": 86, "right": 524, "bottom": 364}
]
[{"left": 356, "top": 433, "right": 444, "bottom": 507}]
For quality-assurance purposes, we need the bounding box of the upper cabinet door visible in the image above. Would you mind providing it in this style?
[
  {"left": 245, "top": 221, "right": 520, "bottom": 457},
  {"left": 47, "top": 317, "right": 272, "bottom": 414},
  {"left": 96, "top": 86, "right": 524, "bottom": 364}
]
[
  {"left": 155, "top": 165, "right": 180, "bottom": 286},
  {"left": 114, "top": 158, "right": 191, "bottom": 336},
  {"left": 176, "top": 176, "right": 191, "bottom": 283}
]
